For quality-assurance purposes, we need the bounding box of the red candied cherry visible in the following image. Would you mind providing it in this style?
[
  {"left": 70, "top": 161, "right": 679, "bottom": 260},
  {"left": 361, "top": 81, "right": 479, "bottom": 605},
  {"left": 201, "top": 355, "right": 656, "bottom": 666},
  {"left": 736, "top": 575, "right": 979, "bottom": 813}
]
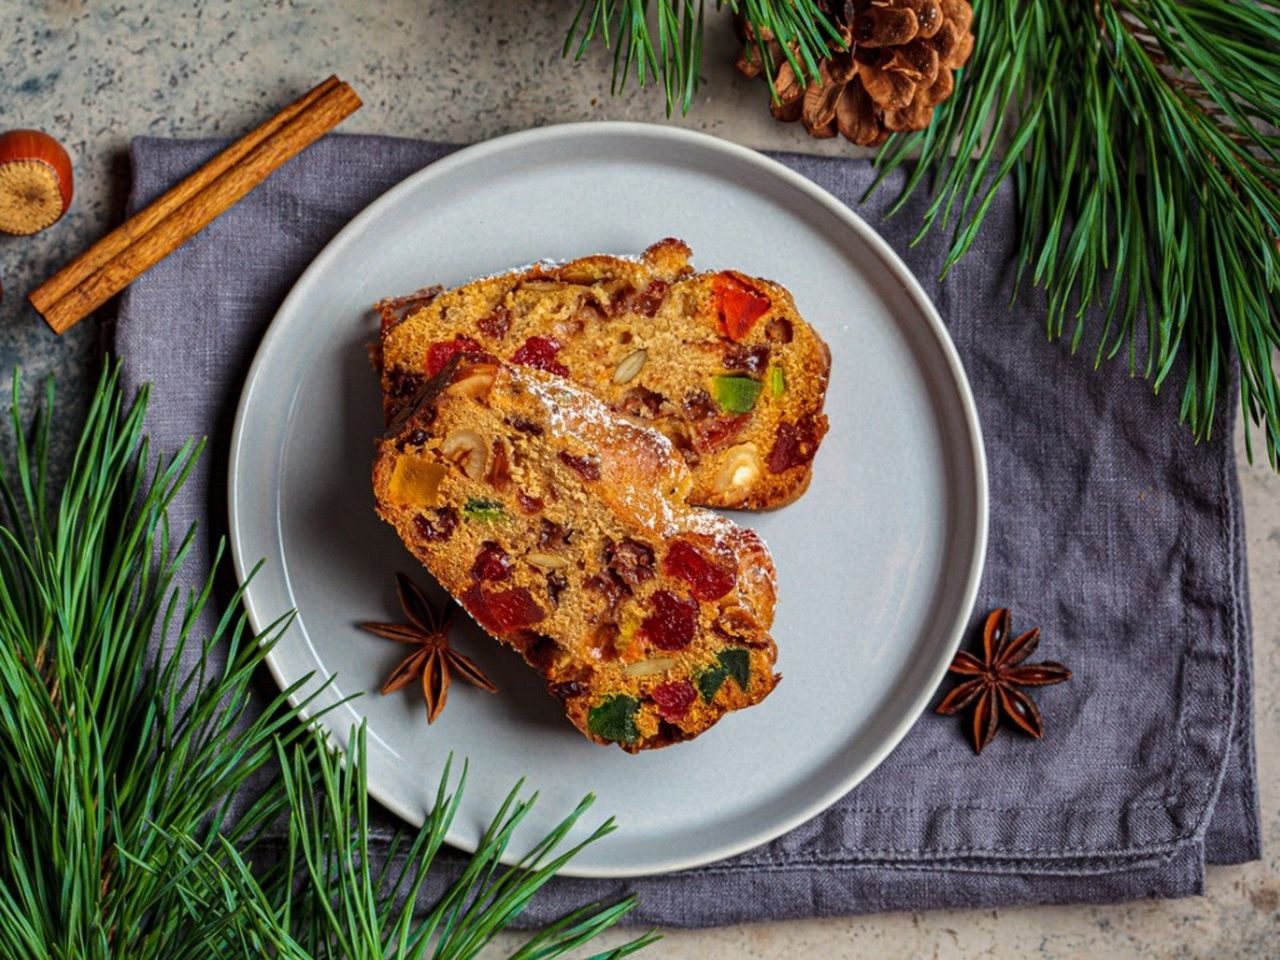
[
  {"left": 426, "top": 336, "right": 488, "bottom": 376},
  {"left": 662, "top": 539, "right": 737, "bottom": 601},
  {"left": 461, "top": 584, "right": 544, "bottom": 634},
  {"left": 477, "top": 305, "right": 511, "bottom": 339},
  {"left": 650, "top": 680, "right": 696, "bottom": 722},
  {"left": 641, "top": 590, "right": 698, "bottom": 650},
  {"left": 511, "top": 335, "right": 569, "bottom": 377},
  {"left": 471, "top": 541, "right": 514, "bottom": 581}
]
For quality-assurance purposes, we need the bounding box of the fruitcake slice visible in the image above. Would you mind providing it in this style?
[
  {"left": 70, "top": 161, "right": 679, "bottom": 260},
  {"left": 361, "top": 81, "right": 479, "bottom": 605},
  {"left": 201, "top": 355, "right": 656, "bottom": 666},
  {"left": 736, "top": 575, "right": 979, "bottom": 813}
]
[
  {"left": 378, "top": 239, "right": 830, "bottom": 510},
  {"left": 372, "top": 356, "right": 780, "bottom": 751}
]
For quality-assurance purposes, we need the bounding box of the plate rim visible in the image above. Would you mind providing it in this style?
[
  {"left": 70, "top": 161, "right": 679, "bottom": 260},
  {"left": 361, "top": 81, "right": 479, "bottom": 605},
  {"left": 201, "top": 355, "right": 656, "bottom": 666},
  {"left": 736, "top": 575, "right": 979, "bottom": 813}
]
[{"left": 228, "top": 120, "right": 989, "bottom": 877}]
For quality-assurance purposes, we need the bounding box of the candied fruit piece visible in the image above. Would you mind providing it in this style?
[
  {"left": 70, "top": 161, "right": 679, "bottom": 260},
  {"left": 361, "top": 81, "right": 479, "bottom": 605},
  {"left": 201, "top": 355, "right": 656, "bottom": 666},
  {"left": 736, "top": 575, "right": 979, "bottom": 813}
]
[
  {"left": 477, "top": 304, "right": 511, "bottom": 339},
  {"left": 696, "top": 648, "right": 751, "bottom": 702},
  {"left": 641, "top": 590, "right": 698, "bottom": 650},
  {"left": 662, "top": 539, "right": 737, "bottom": 601},
  {"left": 650, "top": 680, "right": 696, "bottom": 722},
  {"left": 471, "top": 541, "right": 514, "bottom": 582},
  {"left": 713, "top": 273, "right": 771, "bottom": 341},
  {"left": 387, "top": 454, "right": 447, "bottom": 507},
  {"left": 711, "top": 375, "right": 763, "bottom": 414},
  {"left": 461, "top": 584, "right": 544, "bottom": 634},
  {"left": 426, "top": 336, "right": 487, "bottom": 377},
  {"left": 463, "top": 497, "right": 506, "bottom": 522},
  {"left": 769, "top": 365, "right": 787, "bottom": 396},
  {"left": 511, "top": 335, "right": 570, "bottom": 377},
  {"left": 767, "top": 415, "right": 822, "bottom": 473},
  {"left": 587, "top": 695, "right": 640, "bottom": 744}
]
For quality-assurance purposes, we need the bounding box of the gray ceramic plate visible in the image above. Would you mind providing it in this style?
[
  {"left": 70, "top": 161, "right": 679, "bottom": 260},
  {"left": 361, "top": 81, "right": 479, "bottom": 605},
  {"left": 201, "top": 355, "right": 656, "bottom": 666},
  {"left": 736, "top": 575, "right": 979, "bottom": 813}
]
[{"left": 229, "top": 122, "right": 987, "bottom": 878}]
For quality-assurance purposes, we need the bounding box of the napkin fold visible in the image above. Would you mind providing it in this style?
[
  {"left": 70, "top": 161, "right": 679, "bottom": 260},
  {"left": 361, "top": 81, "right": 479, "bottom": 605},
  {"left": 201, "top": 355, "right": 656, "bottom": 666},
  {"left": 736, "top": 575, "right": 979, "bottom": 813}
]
[{"left": 114, "top": 131, "right": 1259, "bottom": 927}]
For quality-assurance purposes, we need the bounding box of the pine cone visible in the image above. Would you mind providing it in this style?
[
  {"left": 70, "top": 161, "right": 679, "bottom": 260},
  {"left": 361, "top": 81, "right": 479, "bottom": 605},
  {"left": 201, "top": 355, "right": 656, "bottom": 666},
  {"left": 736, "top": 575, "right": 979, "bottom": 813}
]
[{"left": 736, "top": 0, "right": 975, "bottom": 146}]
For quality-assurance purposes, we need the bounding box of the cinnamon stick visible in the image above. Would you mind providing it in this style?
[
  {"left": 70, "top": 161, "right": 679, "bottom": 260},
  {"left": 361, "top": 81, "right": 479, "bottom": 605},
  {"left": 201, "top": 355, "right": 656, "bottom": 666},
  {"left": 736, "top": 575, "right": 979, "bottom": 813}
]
[{"left": 30, "top": 77, "right": 361, "bottom": 334}]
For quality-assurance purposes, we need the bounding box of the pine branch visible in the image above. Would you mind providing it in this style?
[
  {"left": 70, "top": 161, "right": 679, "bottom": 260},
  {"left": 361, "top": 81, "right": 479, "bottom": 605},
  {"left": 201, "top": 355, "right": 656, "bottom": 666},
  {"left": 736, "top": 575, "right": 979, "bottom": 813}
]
[
  {"left": 563, "top": 0, "right": 841, "bottom": 114},
  {"left": 871, "top": 0, "right": 1280, "bottom": 465},
  {"left": 0, "top": 367, "right": 656, "bottom": 957}
]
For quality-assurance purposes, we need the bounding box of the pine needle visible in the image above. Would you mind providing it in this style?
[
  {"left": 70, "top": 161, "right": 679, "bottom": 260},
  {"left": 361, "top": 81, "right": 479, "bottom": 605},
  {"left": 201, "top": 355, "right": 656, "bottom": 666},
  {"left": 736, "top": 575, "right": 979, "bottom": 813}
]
[
  {"left": 870, "top": 0, "right": 1280, "bottom": 465},
  {"left": 0, "top": 366, "right": 656, "bottom": 957},
  {"left": 563, "top": 0, "right": 841, "bottom": 115}
]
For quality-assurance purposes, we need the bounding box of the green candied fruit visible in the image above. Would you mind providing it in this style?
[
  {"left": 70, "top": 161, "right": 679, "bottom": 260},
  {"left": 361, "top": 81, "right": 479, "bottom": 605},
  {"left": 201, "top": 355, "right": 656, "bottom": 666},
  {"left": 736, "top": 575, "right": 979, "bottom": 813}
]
[
  {"left": 718, "top": 647, "right": 751, "bottom": 689},
  {"left": 696, "top": 665, "right": 727, "bottom": 702},
  {"left": 711, "top": 375, "right": 763, "bottom": 414},
  {"left": 696, "top": 648, "right": 752, "bottom": 702},
  {"left": 587, "top": 695, "right": 640, "bottom": 744},
  {"left": 463, "top": 497, "right": 505, "bottom": 522},
  {"left": 769, "top": 365, "right": 786, "bottom": 397}
]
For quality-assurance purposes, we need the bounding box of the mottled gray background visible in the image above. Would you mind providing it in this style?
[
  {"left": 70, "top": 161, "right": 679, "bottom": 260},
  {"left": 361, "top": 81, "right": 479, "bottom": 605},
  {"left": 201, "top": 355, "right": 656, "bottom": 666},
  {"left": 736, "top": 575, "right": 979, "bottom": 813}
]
[{"left": 0, "top": 1, "right": 1275, "bottom": 956}]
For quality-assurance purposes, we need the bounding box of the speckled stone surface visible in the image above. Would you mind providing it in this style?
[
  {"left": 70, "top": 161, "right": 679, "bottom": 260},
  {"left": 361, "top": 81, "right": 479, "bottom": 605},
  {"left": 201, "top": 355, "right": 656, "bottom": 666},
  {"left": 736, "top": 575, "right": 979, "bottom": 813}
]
[{"left": 1, "top": 2, "right": 1275, "bottom": 956}]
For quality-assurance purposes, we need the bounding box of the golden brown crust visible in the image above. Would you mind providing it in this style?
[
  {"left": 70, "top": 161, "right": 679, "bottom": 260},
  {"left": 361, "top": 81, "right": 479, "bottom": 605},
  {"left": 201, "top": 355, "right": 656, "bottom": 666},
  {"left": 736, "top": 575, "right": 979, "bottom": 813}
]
[
  {"left": 372, "top": 359, "right": 780, "bottom": 751},
  {"left": 380, "top": 240, "right": 831, "bottom": 511}
]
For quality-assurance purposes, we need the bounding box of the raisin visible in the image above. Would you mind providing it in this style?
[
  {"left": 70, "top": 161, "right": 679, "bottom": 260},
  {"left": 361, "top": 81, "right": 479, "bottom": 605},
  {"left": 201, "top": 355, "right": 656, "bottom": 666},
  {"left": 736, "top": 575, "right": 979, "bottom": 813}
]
[
  {"left": 619, "top": 385, "right": 665, "bottom": 420},
  {"left": 425, "top": 336, "right": 487, "bottom": 377},
  {"left": 522, "top": 633, "right": 560, "bottom": 670},
  {"left": 584, "top": 570, "right": 629, "bottom": 613},
  {"left": 486, "top": 439, "right": 511, "bottom": 491},
  {"left": 713, "top": 606, "right": 762, "bottom": 644},
  {"left": 517, "top": 490, "right": 545, "bottom": 515},
  {"left": 663, "top": 539, "right": 737, "bottom": 601},
  {"left": 461, "top": 584, "right": 544, "bottom": 634},
  {"left": 713, "top": 273, "right": 772, "bottom": 341},
  {"left": 471, "top": 541, "right": 514, "bottom": 582},
  {"left": 767, "top": 415, "right": 822, "bottom": 473},
  {"left": 537, "top": 518, "right": 573, "bottom": 550},
  {"left": 651, "top": 680, "right": 696, "bottom": 722},
  {"left": 626, "top": 280, "right": 669, "bottom": 317},
  {"left": 477, "top": 304, "right": 511, "bottom": 339},
  {"left": 765, "top": 318, "right": 793, "bottom": 343},
  {"left": 550, "top": 679, "right": 588, "bottom": 700},
  {"left": 641, "top": 590, "right": 698, "bottom": 650},
  {"left": 558, "top": 451, "right": 602, "bottom": 482},
  {"left": 606, "top": 537, "right": 656, "bottom": 588},
  {"left": 683, "top": 388, "right": 717, "bottom": 421},
  {"left": 546, "top": 570, "right": 568, "bottom": 607},
  {"left": 666, "top": 427, "right": 701, "bottom": 468},
  {"left": 510, "top": 417, "right": 544, "bottom": 436},
  {"left": 511, "top": 335, "right": 570, "bottom": 377},
  {"left": 387, "top": 368, "right": 424, "bottom": 400},
  {"left": 395, "top": 427, "right": 428, "bottom": 451},
  {"left": 691, "top": 413, "right": 750, "bottom": 453},
  {"left": 413, "top": 508, "right": 457, "bottom": 542},
  {"left": 574, "top": 294, "right": 609, "bottom": 325},
  {"left": 723, "top": 343, "right": 771, "bottom": 374}
]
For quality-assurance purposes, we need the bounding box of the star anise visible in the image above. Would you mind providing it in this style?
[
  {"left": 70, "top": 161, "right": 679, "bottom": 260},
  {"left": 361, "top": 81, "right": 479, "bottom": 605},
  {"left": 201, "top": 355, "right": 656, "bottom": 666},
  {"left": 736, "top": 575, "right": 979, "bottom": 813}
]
[
  {"left": 360, "top": 573, "right": 496, "bottom": 723},
  {"left": 935, "top": 608, "right": 1071, "bottom": 753}
]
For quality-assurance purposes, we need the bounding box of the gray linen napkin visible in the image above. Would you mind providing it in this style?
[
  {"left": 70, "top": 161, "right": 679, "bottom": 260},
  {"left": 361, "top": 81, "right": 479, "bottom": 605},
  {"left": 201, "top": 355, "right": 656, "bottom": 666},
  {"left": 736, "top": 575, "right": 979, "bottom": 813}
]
[{"left": 114, "top": 132, "right": 1260, "bottom": 927}]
